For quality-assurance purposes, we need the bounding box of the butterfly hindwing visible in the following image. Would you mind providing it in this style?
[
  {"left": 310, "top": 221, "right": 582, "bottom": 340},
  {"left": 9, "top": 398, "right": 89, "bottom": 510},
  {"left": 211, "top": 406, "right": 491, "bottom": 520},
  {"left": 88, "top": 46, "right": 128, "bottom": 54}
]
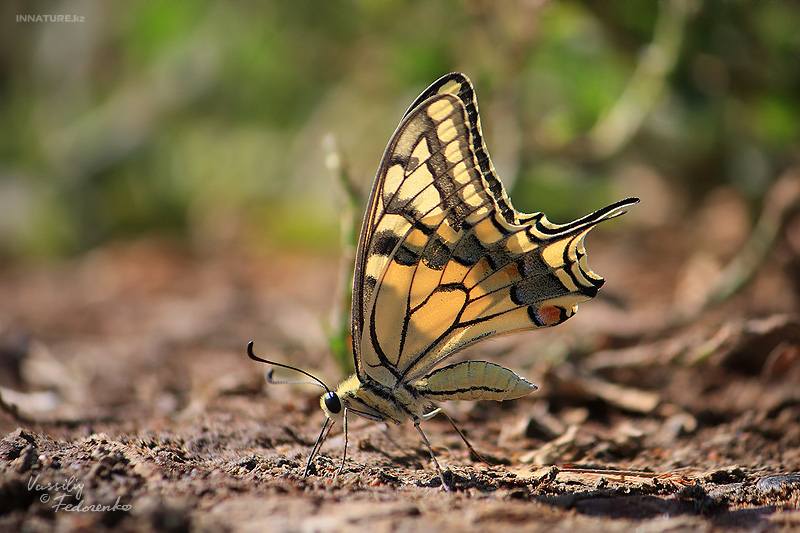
[{"left": 351, "top": 73, "right": 637, "bottom": 389}]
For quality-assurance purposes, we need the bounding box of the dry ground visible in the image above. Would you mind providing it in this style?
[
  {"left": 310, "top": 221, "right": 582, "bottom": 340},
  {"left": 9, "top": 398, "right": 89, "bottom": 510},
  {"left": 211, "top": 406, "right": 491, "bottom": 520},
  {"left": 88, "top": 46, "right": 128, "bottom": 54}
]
[{"left": 1, "top": 210, "right": 800, "bottom": 531}]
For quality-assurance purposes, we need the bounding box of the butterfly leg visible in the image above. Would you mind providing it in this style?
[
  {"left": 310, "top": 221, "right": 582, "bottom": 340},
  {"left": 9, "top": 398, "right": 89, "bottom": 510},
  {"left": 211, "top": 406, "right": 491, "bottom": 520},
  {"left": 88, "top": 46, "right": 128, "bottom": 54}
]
[
  {"left": 421, "top": 408, "right": 493, "bottom": 465},
  {"left": 414, "top": 420, "right": 452, "bottom": 492},
  {"left": 438, "top": 409, "right": 494, "bottom": 465},
  {"left": 335, "top": 408, "right": 348, "bottom": 479},
  {"left": 304, "top": 417, "right": 334, "bottom": 479}
]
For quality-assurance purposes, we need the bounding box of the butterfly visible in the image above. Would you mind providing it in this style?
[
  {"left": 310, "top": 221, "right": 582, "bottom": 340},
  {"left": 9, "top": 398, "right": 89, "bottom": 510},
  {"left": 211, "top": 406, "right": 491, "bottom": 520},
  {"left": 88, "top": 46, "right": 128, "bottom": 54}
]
[{"left": 248, "top": 72, "right": 638, "bottom": 490}]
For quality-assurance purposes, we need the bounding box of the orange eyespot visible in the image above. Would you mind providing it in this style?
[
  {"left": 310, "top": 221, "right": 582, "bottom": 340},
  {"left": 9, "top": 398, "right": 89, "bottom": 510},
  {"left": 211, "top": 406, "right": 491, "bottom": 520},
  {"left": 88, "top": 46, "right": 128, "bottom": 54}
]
[{"left": 536, "top": 306, "right": 562, "bottom": 325}]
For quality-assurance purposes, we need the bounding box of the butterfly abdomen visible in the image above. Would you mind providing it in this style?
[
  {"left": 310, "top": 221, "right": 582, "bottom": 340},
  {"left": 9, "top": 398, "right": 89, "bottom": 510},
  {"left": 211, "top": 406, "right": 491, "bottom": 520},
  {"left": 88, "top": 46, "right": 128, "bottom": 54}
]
[{"left": 414, "top": 360, "right": 536, "bottom": 402}]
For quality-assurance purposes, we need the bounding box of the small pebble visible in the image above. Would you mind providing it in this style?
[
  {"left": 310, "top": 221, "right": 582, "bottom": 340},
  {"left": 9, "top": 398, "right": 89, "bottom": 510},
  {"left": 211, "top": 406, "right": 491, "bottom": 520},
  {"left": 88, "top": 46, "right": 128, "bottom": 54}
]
[{"left": 756, "top": 473, "right": 800, "bottom": 492}]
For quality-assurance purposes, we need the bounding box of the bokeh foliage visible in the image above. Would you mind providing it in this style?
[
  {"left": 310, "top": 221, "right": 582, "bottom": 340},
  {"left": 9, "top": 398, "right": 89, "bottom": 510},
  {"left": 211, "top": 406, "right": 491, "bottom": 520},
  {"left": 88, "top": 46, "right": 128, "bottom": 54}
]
[{"left": 0, "top": 1, "right": 798, "bottom": 258}]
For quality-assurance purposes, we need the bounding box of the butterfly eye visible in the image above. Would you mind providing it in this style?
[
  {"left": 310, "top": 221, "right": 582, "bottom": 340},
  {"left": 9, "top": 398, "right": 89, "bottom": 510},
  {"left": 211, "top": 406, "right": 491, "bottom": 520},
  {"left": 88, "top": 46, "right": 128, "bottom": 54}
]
[{"left": 324, "top": 392, "right": 342, "bottom": 414}]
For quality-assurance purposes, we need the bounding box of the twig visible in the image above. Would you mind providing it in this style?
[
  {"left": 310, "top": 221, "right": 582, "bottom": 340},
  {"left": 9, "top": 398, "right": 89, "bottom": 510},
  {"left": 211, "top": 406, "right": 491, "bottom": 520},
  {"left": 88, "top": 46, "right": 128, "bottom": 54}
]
[
  {"left": 0, "top": 388, "right": 34, "bottom": 425},
  {"left": 699, "top": 170, "right": 800, "bottom": 312},
  {"left": 589, "top": 1, "right": 695, "bottom": 158},
  {"left": 322, "top": 134, "right": 361, "bottom": 373}
]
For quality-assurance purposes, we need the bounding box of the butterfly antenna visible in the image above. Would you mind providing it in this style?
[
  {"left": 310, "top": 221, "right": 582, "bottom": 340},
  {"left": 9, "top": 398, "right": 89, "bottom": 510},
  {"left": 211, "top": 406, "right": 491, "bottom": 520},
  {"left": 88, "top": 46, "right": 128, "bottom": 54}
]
[{"left": 246, "top": 341, "right": 330, "bottom": 392}]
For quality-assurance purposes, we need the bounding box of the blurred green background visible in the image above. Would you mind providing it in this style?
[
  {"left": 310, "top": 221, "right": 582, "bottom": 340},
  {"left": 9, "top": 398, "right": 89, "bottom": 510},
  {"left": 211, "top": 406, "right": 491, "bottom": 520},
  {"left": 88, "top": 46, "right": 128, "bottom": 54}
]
[{"left": 1, "top": 1, "right": 798, "bottom": 259}]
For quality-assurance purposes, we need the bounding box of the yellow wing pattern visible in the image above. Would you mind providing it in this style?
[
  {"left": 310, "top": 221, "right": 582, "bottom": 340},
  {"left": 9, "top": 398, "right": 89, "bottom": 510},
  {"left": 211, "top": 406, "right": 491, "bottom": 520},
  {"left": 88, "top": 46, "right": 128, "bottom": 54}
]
[{"left": 350, "top": 73, "right": 637, "bottom": 390}]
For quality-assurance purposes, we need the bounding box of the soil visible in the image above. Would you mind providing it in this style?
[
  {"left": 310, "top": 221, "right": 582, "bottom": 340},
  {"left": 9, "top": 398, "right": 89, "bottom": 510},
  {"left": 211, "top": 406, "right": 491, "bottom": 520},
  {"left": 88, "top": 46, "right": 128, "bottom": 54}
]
[{"left": 1, "top": 212, "right": 800, "bottom": 531}]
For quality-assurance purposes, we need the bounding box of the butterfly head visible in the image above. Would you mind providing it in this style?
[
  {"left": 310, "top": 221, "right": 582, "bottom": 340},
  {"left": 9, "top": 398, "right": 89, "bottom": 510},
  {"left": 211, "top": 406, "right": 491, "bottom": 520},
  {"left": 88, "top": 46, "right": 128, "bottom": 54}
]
[
  {"left": 319, "top": 374, "right": 362, "bottom": 421},
  {"left": 321, "top": 391, "right": 342, "bottom": 417}
]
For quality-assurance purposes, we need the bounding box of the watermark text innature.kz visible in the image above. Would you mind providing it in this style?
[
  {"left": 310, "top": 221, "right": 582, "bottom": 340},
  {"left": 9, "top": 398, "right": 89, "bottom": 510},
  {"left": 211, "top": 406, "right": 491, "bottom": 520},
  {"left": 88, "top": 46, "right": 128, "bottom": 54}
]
[{"left": 17, "top": 15, "right": 85, "bottom": 23}]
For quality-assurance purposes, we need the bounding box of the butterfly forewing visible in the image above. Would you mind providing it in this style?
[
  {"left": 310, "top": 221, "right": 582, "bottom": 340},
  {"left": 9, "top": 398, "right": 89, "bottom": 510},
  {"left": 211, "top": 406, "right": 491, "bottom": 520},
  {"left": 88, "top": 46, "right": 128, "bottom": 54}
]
[
  {"left": 350, "top": 74, "right": 502, "bottom": 359},
  {"left": 403, "top": 73, "right": 519, "bottom": 225},
  {"left": 351, "top": 73, "right": 637, "bottom": 389}
]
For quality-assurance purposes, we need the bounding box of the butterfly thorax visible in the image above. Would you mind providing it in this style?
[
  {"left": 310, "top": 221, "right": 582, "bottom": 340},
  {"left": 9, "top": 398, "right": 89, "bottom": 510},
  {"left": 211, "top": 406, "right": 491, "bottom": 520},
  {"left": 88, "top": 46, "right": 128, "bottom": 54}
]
[{"left": 321, "top": 374, "right": 434, "bottom": 425}]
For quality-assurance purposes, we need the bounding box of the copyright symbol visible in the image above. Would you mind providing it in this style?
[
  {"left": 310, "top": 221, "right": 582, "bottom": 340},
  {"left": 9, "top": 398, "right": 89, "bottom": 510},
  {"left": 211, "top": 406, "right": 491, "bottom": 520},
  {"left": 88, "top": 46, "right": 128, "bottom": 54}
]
[{"left": 40, "top": 494, "right": 50, "bottom": 503}]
